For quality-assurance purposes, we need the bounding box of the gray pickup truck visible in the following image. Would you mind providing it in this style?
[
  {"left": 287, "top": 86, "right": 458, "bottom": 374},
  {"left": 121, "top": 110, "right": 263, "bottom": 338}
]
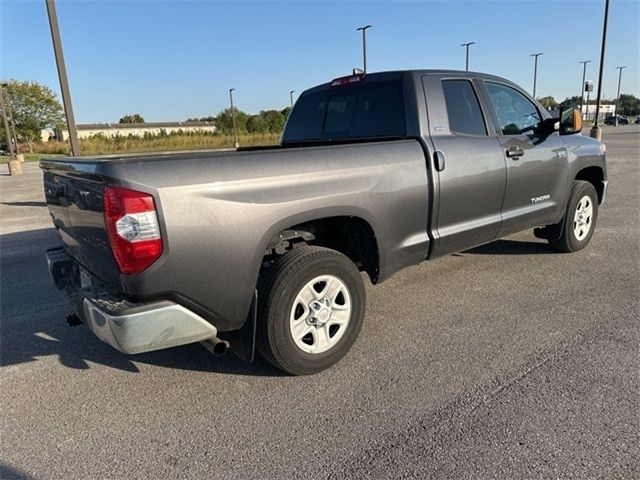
[{"left": 42, "top": 70, "right": 607, "bottom": 375}]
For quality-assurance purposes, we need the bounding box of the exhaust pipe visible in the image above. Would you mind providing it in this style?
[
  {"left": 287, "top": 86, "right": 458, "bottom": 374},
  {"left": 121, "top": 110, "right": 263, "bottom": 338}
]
[{"left": 201, "top": 337, "right": 230, "bottom": 357}]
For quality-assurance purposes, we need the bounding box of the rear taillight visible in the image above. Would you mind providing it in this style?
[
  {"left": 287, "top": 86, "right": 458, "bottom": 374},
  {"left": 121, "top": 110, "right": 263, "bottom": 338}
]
[{"left": 103, "top": 186, "right": 163, "bottom": 275}]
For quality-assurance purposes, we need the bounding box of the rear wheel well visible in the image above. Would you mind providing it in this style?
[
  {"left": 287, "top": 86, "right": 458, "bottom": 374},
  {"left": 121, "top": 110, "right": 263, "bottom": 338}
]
[
  {"left": 575, "top": 167, "right": 605, "bottom": 203},
  {"left": 265, "top": 217, "right": 380, "bottom": 283}
]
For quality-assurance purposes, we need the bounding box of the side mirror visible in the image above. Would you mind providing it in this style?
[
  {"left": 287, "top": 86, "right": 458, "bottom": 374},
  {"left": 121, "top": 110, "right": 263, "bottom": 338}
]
[{"left": 559, "top": 107, "right": 582, "bottom": 135}]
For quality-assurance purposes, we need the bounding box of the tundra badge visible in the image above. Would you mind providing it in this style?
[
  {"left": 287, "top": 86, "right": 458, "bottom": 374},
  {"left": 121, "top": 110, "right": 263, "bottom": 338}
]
[{"left": 531, "top": 194, "right": 551, "bottom": 204}]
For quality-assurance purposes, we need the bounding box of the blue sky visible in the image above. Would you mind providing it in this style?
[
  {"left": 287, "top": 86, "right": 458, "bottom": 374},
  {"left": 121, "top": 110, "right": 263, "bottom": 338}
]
[{"left": 1, "top": 0, "right": 638, "bottom": 123}]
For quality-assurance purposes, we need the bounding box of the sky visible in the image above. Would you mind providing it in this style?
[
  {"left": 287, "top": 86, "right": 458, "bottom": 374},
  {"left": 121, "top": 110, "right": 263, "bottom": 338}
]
[{"left": 1, "top": 0, "right": 639, "bottom": 123}]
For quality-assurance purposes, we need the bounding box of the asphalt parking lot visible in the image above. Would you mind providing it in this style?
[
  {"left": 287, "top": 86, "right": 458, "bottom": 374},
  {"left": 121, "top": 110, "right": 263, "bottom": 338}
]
[{"left": 1, "top": 125, "right": 638, "bottom": 480}]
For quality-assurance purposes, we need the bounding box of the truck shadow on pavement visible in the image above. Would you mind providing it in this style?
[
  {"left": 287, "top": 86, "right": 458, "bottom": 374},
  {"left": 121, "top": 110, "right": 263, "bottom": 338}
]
[
  {"left": 0, "top": 462, "right": 35, "bottom": 480},
  {"left": 465, "top": 239, "right": 553, "bottom": 255},
  {"left": 2, "top": 229, "right": 548, "bottom": 376},
  {"left": 0, "top": 228, "right": 284, "bottom": 377}
]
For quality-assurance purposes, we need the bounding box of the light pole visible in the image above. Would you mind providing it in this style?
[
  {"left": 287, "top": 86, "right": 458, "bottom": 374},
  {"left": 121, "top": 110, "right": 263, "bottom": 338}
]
[
  {"left": 229, "top": 88, "right": 238, "bottom": 149},
  {"left": 591, "top": 0, "right": 610, "bottom": 139},
  {"left": 614, "top": 65, "right": 627, "bottom": 125},
  {"left": 45, "top": 0, "right": 79, "bottom": 156},
  {"left": 461, "top": 42, "right": 475, "bottom": 71},
  {"left": 530, "top": 52, "right": 543, "bottom": 99},
  {"left": 579, "top": 60, "right": 591, "bottom": 118},
  {"left": 290, "top": 90, "right": 296, "bottom": 109},
  {"left": 356, "top": 25, "right": 372, "bottom": 74}
]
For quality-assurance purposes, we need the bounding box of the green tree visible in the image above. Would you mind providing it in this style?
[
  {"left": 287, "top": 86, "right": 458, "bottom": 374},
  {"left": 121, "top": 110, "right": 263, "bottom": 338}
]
[
  {"left": 214, "top": 107, "right": 248, "bottom": 134},
  {"left": 246, "top": 114, "right": 268, "bottom": 133},
  {"left": 617, "top": 94, "right": 640, "bottom": 116},
  {"left": 281, "top": 106, "right": 292, "bottom": 118},
  {"left": 1, "top": 80, "right": 65, "bottom": 153},
  {"left": 261, "top": 110, "right": 287, "bottom": 133},
  {"left": 559, "top": 96, "right": 582, "bottom": 109},
  {"left": 119, "top": 113, "right": 145, "bottom": 124},
  {"left": 536, "top": 96, "right": 558, "bottom": 109},
  {"left": 186, "top": 116, "right": 215, "bottom": 123}
]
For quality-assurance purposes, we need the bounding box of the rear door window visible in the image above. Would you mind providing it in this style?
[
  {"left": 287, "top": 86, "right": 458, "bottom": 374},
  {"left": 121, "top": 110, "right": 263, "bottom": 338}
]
[{"left": 441, "top": 79, "right": 487, "bottom": 136}]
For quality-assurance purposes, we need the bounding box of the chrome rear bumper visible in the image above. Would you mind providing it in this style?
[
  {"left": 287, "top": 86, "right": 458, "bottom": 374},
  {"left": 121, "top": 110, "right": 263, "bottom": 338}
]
[
  {"left": 46, "top": 248, "right": 218, "bottom": 354},
  {"left": 82, "top": 298, "right": 218, "bottom": 354}
]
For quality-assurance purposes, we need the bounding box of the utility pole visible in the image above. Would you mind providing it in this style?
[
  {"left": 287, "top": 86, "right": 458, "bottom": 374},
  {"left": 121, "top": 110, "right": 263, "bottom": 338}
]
[
  {"left": 229, "top": 88, "right": 239, "bottom": 149},
  {"left": 1, "top": 85, "right": 20, "bottom": 156},
  {"left": 290, "top": 90, "right": 296, "bottom": 109},
  {"left": 356, "top": 25, "right": 372, "bottom": 74},
  {"left": 0, "top": 86, "right": 22, "bottom": 175},
  {"left": 614, "top": 65, "right": 627, "bottom": 125},
  {"left": 579, "top": 60, "right": 591, "bottom": 118},
  {"left": 46, "top": 0, "right": 79, "bottom": 156},
  {"left": 591, "top": 0, "right": 610, "bottom": 140},
  {"left": 461, "top": 42, "right": 475, "bottom": 71},
  {"left": 530, "top": 52, "right": 543, "bottom": 99}
]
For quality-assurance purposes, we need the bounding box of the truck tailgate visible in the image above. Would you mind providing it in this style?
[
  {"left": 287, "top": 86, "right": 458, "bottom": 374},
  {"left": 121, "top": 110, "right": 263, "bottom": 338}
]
[{"left": 42, "top": 164, "right": 120, "bottom": 286}]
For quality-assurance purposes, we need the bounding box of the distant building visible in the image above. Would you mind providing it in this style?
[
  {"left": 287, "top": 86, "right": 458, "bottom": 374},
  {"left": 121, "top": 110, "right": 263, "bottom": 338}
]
[
  {"left": 581, "top": 104, "right": 615, "bottom": 121},
  {"left": 47, "top": 121, "right": 217, "bottom": 141}
]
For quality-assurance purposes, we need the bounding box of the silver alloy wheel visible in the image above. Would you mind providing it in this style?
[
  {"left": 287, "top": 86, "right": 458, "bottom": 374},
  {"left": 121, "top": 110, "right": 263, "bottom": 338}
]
[
  {"left": 289, "top": 274, "right": 352, "bottom": 354},
  {"left": 573, "top": 195, "right": 593, "bottom": 241}
]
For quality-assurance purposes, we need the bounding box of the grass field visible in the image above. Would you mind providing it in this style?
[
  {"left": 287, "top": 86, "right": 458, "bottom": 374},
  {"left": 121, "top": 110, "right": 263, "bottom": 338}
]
[{"left": 2, "top": 132, "right": 281, "bottom": 162}]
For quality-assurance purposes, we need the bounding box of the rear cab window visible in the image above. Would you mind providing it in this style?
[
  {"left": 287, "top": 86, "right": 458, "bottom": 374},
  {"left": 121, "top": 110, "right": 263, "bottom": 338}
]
[{"left": 283, "top": 78, "right": 406, "bottom": 144}]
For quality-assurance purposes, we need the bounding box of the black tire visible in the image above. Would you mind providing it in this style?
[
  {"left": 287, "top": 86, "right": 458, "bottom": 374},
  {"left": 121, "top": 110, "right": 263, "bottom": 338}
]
[
  {"left": 257, "top": 246, "right": 365, "bottom": 375},
  {"left": 548, "top": 180, "right": 598, "bottom": 252}
]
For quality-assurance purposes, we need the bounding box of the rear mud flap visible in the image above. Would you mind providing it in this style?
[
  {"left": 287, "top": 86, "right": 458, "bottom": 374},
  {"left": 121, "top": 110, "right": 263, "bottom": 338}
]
[{"left": 226, "top": 290, "right": 257, "bottom": 363}]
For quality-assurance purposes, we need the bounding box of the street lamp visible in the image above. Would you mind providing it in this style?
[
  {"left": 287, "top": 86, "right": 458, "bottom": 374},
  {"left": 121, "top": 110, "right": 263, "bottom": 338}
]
[
  {"left": 290, "top": 90, "right": 296, "bottom": 109},
  {"left": 614, "top": 65, "right": 627, "bottom": 125},
  {"left": 45, "top": 0, "right": 79, "bottom": 156},
  {"left": 356, "top": 25, "right": 372, "bottom": 74},
  {"left": 579, "top": 60, "right": 591, "bottom": 118},
  {"left": 461, "top": 42, "right": 475, "bottom": 71},
  {"left": 530, "top": 52, "right": 543, "bottom": 99},
  {"left": 591, "top": 0, "right": 610, "bottom": 140},
  {"left": 229, "top": 88, "right": 239, "bottom": 149}
]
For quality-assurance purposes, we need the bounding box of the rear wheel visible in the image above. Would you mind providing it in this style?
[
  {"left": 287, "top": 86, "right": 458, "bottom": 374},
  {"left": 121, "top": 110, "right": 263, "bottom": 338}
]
[
  {"left": 257, "top": 246, "right": 365, "bottom": 375},
  {"left": 548, "top": 180, "right": 598, "bottom": 252}
]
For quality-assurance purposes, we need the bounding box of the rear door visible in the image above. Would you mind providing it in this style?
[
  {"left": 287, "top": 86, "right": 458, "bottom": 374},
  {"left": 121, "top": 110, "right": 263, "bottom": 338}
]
[
  {"left": 422, "top": 74, "right": 507, "bottom": 257},
  {"left": 480, "top": 81, "right": 570, "bottom": 236}
]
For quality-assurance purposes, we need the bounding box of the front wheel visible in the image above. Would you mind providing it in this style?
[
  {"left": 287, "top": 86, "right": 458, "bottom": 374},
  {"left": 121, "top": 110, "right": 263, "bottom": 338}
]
[
  {"left": 257, "top": 246, "right": 366, "bottom": 375},
  {"left": 548, "top": 180, "right": 599, "bottom": 252}
]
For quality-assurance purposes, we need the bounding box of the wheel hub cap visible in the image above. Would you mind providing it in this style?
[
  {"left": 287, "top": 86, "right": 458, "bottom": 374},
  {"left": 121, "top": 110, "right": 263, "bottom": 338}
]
[
  {"left": 573, "top": 195, "right": 593, "bottom": 241},
  {"left": 289, "top": 275, "right": 352, "bottom": 354}
]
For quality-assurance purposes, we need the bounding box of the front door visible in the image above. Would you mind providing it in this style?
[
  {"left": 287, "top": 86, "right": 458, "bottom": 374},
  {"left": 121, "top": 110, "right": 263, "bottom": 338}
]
[
  {"left": 482, "top": 81, "right": 570, "bottom": 236},
  {"left": 422, "top": 75, "right": 507, "bottom": 257}
]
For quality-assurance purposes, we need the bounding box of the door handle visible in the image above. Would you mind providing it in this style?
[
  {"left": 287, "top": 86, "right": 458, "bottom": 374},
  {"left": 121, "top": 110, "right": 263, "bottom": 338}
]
[
  {"left": 434, "top": 150, "right": 446, "bottom": 171},
  {"left": 505, "top": 146, "right": 524, "bottom": 159}
]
